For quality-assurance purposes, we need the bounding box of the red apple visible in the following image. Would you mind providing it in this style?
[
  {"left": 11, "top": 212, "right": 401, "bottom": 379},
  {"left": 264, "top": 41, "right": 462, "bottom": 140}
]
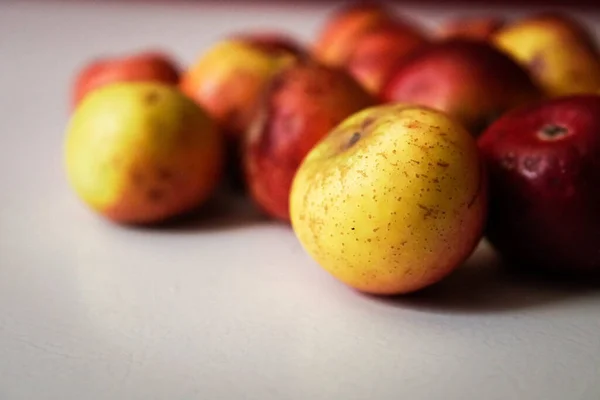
[
  {"left": 72, "top": 50, "right": 180, "bottom": 108},
  {"left": 382, "top": 39, "right": 543, "bottom": 136},
  {"left": 438, "top": 16, "right": 505, "bottom": 41},
  {"left": 313, "top": 2, "right": 395, "bottom": 67},
  {"left": 478, "top": 94, "right": 600, "bottom": 275},
  {"left": 244, "top": 59, "right": 377, "bottom": 221},
  {"left": 345, "top": 22, "right": 429, "bottom": 95}
]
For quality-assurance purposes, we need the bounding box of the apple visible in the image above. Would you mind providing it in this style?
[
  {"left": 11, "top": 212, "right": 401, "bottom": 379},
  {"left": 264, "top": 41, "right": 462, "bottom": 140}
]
[
  {"left": 290, "top": 103, "right": 487, "bottom": 295},
  {"left": 478, "top": 94, "right": 600, "bottom": 275},
  {"left": 180, "top": 38, "right": 298, "bottom": 142},
  {"left": 382, "top": 39, "right": 543, "bottom": 136},
  {"left": 345, "top": 22, "right": 429, "bottom": 95},
  {"left": 244, "top": 59, "right": 376, "bottom": 221},
  {"left": 312, "top": 2, "right": 395, "bottom": 67},
  {"left": 180, "top": 38, "right": 300, "bottom": 190},
  {"left": 437, "top": 16, "right": 505, "bottom": 41},
  {"left": 229, "top": 31, "right": 307, "bottom": 58},
  {"left": 64, "top": 82, "right": 224, "bottom": 225},
  {"left": 492, "top": 13, "right": 600, "bottom": 97},
  {"left": 72, "top": 50, "right": 180, "bottom": 108}
]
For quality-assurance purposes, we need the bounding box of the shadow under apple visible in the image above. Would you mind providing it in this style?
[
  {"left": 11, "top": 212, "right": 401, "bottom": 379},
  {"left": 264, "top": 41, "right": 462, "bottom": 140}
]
[{"left": 365, "top": 241, "right": 600, "bottom": 314}]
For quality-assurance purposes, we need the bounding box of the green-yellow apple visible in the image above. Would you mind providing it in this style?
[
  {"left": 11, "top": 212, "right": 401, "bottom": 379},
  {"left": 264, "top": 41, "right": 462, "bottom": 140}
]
[
  {"left": 493, "top": 13, "right": 600, "bottom": 97},
  {"left": 290, "top": 103, "right": 487, "bottom": 295},
  {"left": 64, "top": 82, "right": 224, "bottom": 225}
]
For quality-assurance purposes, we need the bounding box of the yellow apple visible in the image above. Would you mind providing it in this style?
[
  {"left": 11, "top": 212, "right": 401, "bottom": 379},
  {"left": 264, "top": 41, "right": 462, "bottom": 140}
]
[
  {"left": 65, "top": 82, "right": 224, "bottom": 225},
  {"left": 290, "top": 103, "right": 487, "bottom": 295},
  {"left": 493, "top": 13, "right": 600, "bottom": 97}
]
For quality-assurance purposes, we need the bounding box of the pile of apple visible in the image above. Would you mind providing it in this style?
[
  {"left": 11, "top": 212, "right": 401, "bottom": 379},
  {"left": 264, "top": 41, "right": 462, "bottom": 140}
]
[{"left": 64, "top": 3, "right": 600, "bottom": 296}]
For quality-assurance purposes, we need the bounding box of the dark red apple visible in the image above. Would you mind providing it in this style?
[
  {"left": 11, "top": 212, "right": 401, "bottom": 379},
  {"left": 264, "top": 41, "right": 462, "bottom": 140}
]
[
  {"left": 382, "top": 39, "right": 543, "bottom": 136},
  {"left": 244, "top": 59, "right": 377, "bottom": 221},
  {"left": 72, "top": 50, "right": 180, "bottom": 108},
  {"left": 478, "top": 94, "right": 600, "bottom": 275}
]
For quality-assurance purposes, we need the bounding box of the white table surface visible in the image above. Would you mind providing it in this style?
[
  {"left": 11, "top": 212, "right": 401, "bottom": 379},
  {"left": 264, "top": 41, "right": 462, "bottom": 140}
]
[{"left": 1, "top": 1, "right": 600, "bottom": 399}]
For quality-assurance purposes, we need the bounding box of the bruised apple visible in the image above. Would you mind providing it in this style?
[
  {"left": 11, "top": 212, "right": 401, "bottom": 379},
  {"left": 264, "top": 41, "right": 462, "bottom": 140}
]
[
  {"left": 72, "top": 50, "right": 180, "bottom": 108},
  {"left": 290, "top": 104, "right": 487, "bottom": 295},
  {"left": 244, "top": 59, "right": 376, "bottom": 221},
  {"left": 382, "top": 39, "right": 543, "bottom": 136},
  {"left": 65, "top": 82, "right": 224, "bottom": 225}
]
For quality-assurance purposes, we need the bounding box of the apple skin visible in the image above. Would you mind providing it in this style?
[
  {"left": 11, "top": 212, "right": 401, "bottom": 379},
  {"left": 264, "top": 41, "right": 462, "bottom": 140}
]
[
  {"left": 478, "top": 95, "right": 600, "bottom": 275},
  {"left": 290, "top": 103, "right": 487, "bottom": 295},
  {"left": 180, "top": 39, "right": 298, "bottom": 143},
  {"left": 65, "top": 82, "right": 224, "bottom": 225},
  {"left": 313, "top": 2, "right": 394, "bottom": 67},
  {"left": 438, "top": 16, "right": 505, "bottom": 41},
  {"left": 229, "top": 31, "right": 307, "bottom": 58},
  {"left": 180, "top": 38, "right": 299, "bottom": 190},
  {"left": 345, "top": 23, "right": 429, "bottom": 95},
  {"left": 382, "top": 39, "right": 543, "bottom": 136},
  {"left": 244, "top": 59, "right": 377, "bottom": 221},
  {"left": 72, "top": 51, "right": 180, "bottom": 108},
  {"left": 492, "top": 13, "right": 600, "bottom": 97}
]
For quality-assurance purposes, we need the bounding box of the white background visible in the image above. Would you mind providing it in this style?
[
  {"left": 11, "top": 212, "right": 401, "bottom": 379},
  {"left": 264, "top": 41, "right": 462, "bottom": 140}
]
[{"left": 1, "top": 1, "right": 600, "bottom": 399}]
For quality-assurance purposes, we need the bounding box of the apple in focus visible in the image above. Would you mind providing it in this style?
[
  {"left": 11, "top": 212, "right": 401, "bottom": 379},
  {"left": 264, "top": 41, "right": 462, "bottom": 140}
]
[
  {"left": 244, "top": 59, "right": 377, "bottom": 221},
  {"left": 72, "top": 50, "right": 180, "bottom": 108},
  {"left": 290, "top": 103, "right": 487, "bottom": 295},
  {"left": 382, "top": 39, "right": 543, "bottom": 136},
  {"left": 478, "top": 94, "right": 600, "bottom": 275}
]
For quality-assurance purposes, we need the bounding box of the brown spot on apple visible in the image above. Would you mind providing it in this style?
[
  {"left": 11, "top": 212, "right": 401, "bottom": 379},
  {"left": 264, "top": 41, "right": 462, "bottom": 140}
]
[{"left": 144, "top": 90, "right": 161, "bottom": 105}]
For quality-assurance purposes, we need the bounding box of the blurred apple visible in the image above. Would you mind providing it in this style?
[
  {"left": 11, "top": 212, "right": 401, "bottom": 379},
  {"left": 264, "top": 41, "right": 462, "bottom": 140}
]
[
  {"left": 72, "top": 50, "right": 180, "bottom": 108},
  {"left": 345, "top": 22, "right": 429, "bottom": 95},
  {"left": 180, "top": 38, "right": 300, "bottom": 190},
  {"left": 493, "top": 13, "right": 600, "bottom": 97},
  {"left": 478, "top": 94, "right": 600, "bottom": 275},
  {"left": 438, "top": 16, "right": 505, "bottom": 41},
  {"left": 180, "top": 38, "right": 299, "bottom": 142},
  {"left": 229, "top": 31, "right": 307, "bottom": 58},
  {"left": 382, "top": 39, "right": 543, "bottom": 136},
  {"left": 244, "top": 59, "right": 377, "bottom": 221},
  {"left": 65, "top": 82, "right": 223, "bottom": 225},
  {"left": 313, "top": 2, "right": 395, "bottom": 67}
]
